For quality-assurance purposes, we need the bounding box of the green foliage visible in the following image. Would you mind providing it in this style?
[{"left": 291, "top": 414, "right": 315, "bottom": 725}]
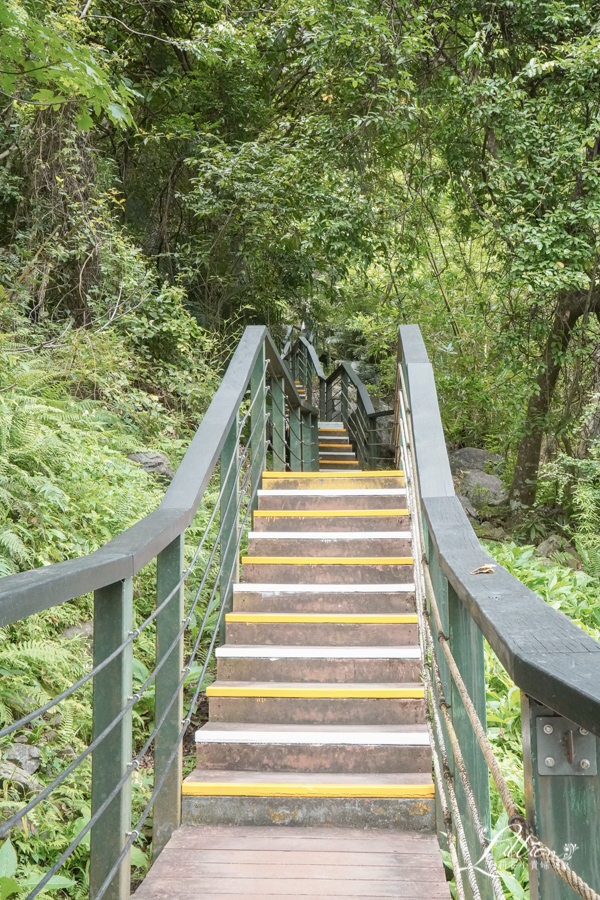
[{"left": 0, "top": 0, "right": 133, "bottom": 128}]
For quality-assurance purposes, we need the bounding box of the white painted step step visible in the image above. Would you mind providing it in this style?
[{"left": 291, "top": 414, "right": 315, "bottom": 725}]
[
  {"left": 233, "top": 583, "right": 416, "bottom": 593},
  {"left": 195, "top": 723, "right": 430, "bottom": 745},
  {"left": 216, "top": 646, "right": 421, "bottom": 659},
  {"left": 248, "top": 531, "right": 412, "bottom": 540}
]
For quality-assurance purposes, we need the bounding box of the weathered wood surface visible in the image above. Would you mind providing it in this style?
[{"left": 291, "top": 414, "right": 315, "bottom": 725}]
[{"left": 133, "top": 825, "right": 451, "bottom": 898}]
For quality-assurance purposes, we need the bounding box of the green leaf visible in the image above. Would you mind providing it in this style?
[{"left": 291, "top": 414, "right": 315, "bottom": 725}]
[
  {"left": 0, "top": 877, "right": 18, "bottom": 900},
  {"left": 130, "top": 846, "right": 148, "bottom": 869},
  {"left": 0, "top": 841, "right": 17, "bottom": 879}
]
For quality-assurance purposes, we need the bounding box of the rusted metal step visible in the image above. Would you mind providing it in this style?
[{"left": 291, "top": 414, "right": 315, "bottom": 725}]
[
  {"left": 206, "top": 681, "right": 425, "bottom": 725},
  {"left": 252, "top": 510, "right": 411, "bottom": 531},
  {"left": 231, "top": 584, "right": 416, "bottom": 613},
  {"left": 216, "top": 645, "right": 421, "bottom": 683},
  {"left": 247, "top": 532, "right": 412, "bottom": 557},
  {"left": 195, "top": 723, "right": 431, "bottom": 773}
]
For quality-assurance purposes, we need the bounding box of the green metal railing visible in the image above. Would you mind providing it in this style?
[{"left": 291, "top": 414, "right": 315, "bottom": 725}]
[
  {"left": 0, "top": 326, "right": 320, "bottom": 900},
  {"left": 395, "top": 325, "right": 600, "bottom": 900},
  {"left": 324, "top": 361, "right": 393, "bottom": 468}
]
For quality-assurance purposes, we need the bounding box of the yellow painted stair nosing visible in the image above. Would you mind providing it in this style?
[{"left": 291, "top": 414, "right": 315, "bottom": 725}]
[
  {"left": 225, "top": 613, "right": 418, "bottom": 624},
  {"left": 206, "top": 686, "right": 425, "bottom": 699},
  {"left": 262, "top": 470, "right": 404, "bottom": 478},
  {"left": 182, "top": 783, "right": 435, "bottom": 798},
  {"left": 253, "top": 509, "right": 410, "bottom": 518},
  {"left": 241, "top": 556, "right": 414, "bottom": 565}
]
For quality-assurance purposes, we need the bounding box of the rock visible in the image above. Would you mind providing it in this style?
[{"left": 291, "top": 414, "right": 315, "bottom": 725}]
[
  {"left": 460, "top": 471, "right": 508, "bottom": 508},
  {"left": 0, "top": 762, "right": 41, "bottom": 792},
  {"left": 62, "top": 621, "right": 93, "bottom": 641},
  {"left": 458, "top": 494, "right": 478, "bottom": 520},
  {"left": 4, "top": 744, "right": 41, "bottom": 775},
  {"left": 449, "top": 447, "right": 504, "bottom": 476},
  {"left": 128, "top": 451, "right": 174, "bottom": 482},
  {"left": 477, "top": 522, "right": 510, "bottom": 542},
  {"left": 534, "top": 534, "right": 563, "bottom": 558}
]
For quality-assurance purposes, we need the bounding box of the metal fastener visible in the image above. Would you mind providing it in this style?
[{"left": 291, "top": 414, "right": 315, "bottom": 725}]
[
  {"left": 580, "top": 759, "right": 591, "bottom": 770},
  {"left": 545, "top": 757, "right": 555, "bottom": 768},
  {"left": 580, "top": 728, "right": 589, "bottom": 736},
  {"left": 543, "top": 724, "right": 554, "bottom": 735}
]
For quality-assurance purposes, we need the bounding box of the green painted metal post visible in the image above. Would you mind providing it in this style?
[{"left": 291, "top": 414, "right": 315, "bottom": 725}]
[
  {"left": 426, "top": 538, "right": 454, "bottom": 857},
  {"left": 341, "top": 369, "right": 349, "bottom": 424},
  {"left": 153, "top": 535, "right": 184, "bottom": 859},
  {"left": 270, "top": 377, "right": 286, "bottom": 472},
  {"left": 367, "top": 415, "right": 377, "bottom": 470},
  {"left": 289, "top": 405, "right": 302, "bottom": 472},
  {"left": 250, "top": 343, "right": 266, "bottom": 509},
  {"left": 301, "top": 409, "right": 311, "bottom": 472},
  {"left": 522, "top": 695, "right": 600, "bottom": 900},
  {"left": 448, "top": 582, "right": 493, "bottom": 900},
  {"left": 90, "top": 578, "right": 133, "bottom": 900},
  {"left": 319, "top": 380, "right": 326, "bottom": 420},
  {"left": 326, "top": 382, "right": 333, "bottom": 420},
  {"left": 311, "top": 413, "right": 320, "bottom": 471},
  {"left": 220, "top": 414, "right": 239, "bottom": 643}
]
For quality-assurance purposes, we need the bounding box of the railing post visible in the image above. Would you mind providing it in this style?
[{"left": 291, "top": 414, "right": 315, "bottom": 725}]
[
  {"left": 319, "top": 379, "right": 326, "bottom": 420},
  {"left": 220, "top": 414, "right": 239, "bottom": 643},
  {"left": 448, "top": 582, "right": 493, "bottom": 900},
  {"left": 341, "top": 368, "right": 349, "bottom": 423},
  {"left": 311, "top": 413, "right": 320, "bottom": 471},
  {"left": 270, "top": 377, "right": 286, "bottom": 472},
  {"left": 326, "top": 381, "right": 333, "bottom": 421},
  {"left": 367, "top": 415, "right": 377, "bottom": 470},
  {"left": 300, "top": 409, "right": 311, "bottom": 472},
  {"left": 153, "top": 535, "right": 185, "bottom": 859},
  {"left": 250, "top": 342, "right": 266, "bottom": 509},
  {"left": 289, "top": 405, "right": 302, "bottom": 472},
  {"left": 90, "top": 578, "right": 134, "bottom": 900},
  {"left": 522, "top": 694, "right": 600, "bottom": 900}
]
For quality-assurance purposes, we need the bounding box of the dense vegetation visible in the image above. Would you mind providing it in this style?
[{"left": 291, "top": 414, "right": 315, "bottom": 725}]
[{"left": 2, "top": 0, "right": 600, "bottom": 896}]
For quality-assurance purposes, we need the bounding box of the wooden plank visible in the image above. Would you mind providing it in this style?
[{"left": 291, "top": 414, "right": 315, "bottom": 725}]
[
  {"left": 166, "top": 825, "right": 442, "bottom": 850},
  {"left": 135, "top": 876, "right": 450, "bottom": 897},
  {"left": 147, "top": 849, "right": 445, "bottom": 868}
]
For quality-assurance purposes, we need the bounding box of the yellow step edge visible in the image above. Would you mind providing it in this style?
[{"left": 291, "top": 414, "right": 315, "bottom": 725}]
[
  {"left": 206, "top": 685, "right": 425, "bottom": 699},
  {"left": 253, "top": 509, "right": 410, "bottom": 518},
  {"left": 262, "top": 470, "right": 404, "bottom": 478},
  {"left": 182, "top": 783, "right": 435, "bottom": 799},
  {"left": 241, "top": 556, "right": 414, "bottom": 565},
  {"left": 319, "top": 443, "right": 353, "bottom": 447},
  {"left": 225, "top": 613, "right": 418, "bottom": 623}
]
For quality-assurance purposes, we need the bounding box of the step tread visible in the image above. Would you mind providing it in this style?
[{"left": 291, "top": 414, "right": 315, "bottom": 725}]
[
  {"left": 184, "top": 770, "right": 433, "bottom": 786},
  {"left": 206, "top": 682, "right": 424, "bottom": 698},
  {"left": 233, "top": 584, "right": 416, "bottom": 593},
  {"left": 249, "top": 531, "right": 411, "bottom": 539},
  {"left": 196, "top": 723, "right": 429, "bottom": 744},
  {"left": 216, "top": 646, "right": 421, "bottom": 659},
  {"left": 225, "top": 613, "right": 418, "bottom": 623}
]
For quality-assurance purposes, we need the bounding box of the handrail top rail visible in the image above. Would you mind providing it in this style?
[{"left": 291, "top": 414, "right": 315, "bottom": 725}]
[
  {"left": 296, "top": 335, "right": 326, "bottom": 380},
  {"left": 0, "top": 326, "right": 316, "bottom": 627},
  {"left": 399, "top": 324, "right": 600, "bottom": 738},
  {"left": 326, "top": 361, "right": 376, "bottom": 415}
]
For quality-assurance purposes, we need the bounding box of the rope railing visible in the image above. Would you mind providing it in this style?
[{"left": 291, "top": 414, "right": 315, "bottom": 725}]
[{"left": 395, "top": 323, "right": 600, "bottom": 900}]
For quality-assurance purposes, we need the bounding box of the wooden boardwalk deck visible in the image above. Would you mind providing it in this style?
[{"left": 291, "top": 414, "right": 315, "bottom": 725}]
[{"left": 133, "top": 825, "right": 451, "bottom": 898}]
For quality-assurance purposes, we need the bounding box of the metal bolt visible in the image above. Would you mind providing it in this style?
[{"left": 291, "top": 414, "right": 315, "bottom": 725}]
[
  {"left": 580, "top": 759, "right": 591, "bottom": 770},
  {"left": 580, "top": 728, "right": 589, "bottom": 736},
  {"left": 543, "top": 724, "right": 554, "bottom": 735},
  {"left": 545, "top": 757, "right": 556, "bottom": 768}
]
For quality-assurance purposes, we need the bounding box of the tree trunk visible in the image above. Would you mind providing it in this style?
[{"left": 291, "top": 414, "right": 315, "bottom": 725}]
[{"left": 509, "top": 295, "right": 588, "bottom": 508}]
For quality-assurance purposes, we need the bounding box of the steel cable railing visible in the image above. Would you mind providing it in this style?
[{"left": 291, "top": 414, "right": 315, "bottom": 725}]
[
  {"left": 0, "top": 373, "right": 269, "bottom": 746},
  {"left": 0, "top": 328, "right": 324, "bottom": 900},
  {"left": 6, "top": 383, "right": 268, "bottom": 897}
]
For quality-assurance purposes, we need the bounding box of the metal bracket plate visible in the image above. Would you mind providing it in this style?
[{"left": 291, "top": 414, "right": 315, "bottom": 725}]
[{"left": 536, "top": 716, "right": 597, "bottom": 776}]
